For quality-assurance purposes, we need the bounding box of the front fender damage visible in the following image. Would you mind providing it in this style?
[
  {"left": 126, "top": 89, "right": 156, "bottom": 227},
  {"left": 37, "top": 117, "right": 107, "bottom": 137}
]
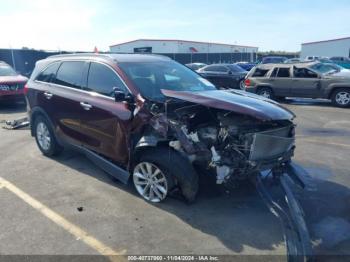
[{"left": 133, "top": 100, "right": 313, "bottom": 259}]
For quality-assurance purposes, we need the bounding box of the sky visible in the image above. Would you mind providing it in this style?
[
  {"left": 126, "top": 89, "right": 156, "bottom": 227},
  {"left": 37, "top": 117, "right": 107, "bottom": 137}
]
[{"left": 1, "top": 0, "right": 349, "bottom": 52}]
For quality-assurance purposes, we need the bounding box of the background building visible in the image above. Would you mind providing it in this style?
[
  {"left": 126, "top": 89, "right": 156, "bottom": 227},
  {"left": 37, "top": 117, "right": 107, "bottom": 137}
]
[
  {"left": 110, "top": 39, "right": 258, "bottom": 64},
  {"left": 301, "top": 37, "right": 350, "bottom": 59}
]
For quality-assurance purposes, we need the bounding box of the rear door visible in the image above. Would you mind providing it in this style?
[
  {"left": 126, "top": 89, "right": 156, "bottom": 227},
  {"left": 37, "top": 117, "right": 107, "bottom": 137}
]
[
  {"left": 268, "top": 67, "right": 292, "bottom": 96},
  {"left": 79, "top": 61, "right": 133, "bottom": 164},
  {"left": 291, "top": 67, "right": 321, "bottom": 98},
  {"left": 34, "top": 61, "right": 87, "bottom": 145},
  {"left": 49, "top": 61, "right": 89, "bottom": 145}
]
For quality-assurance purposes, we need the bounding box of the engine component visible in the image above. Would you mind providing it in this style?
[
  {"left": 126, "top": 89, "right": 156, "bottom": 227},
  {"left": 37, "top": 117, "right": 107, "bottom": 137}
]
[
  {"left": 216, "top": 165, "right": 232, "bottom": 184},
  {"left": 169, "top": 140, "right": 181, "bottom": 151}
]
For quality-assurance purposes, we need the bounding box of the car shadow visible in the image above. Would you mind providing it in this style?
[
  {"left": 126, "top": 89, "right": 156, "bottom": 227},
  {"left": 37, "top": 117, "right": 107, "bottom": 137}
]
[
  {"left": 53, "top": 149, "right": 285, "bottom": 254},
  {"left": 281, "top": 98, "right": 334, "bottom": 108},
  {"left": 291, "top": 162, "right": 350, "bottom": 258},
  {"left": 50, "top": 150, "right": 350, "bottom": 256}
]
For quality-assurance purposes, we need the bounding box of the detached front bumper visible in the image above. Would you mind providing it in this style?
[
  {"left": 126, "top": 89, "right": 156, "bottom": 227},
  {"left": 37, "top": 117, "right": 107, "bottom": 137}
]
[{"left": 255, "top": 161, "right": 313, "bottom": 261}]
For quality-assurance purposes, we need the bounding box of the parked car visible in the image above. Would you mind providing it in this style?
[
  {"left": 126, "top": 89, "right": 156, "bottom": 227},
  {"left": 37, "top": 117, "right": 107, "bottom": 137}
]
[
  {"left": 185, "top": 62, "right": 207, "bottom": 71},
  {"left": 261, "top": 56, "right": 288, "bottom": 64},
  {"left": 330, "top": 57, "right": 350, "bottom": 69},
  {"left": 26, "top": 53, "right": 298, "bottom": 203},
  {"left": 235, "top": 62, "right": 257, "bottom": 71},
  {"left": 244, "top": 62, "right": 350, "bottom": 107},
  {"left": 197, "top": 63, "right": 247, "bottom": 89},
  {"left": 284, "top": 58, "right": 301, "bottom": 63},
  {"left": 0, "top": 61, "right": 28, "bottom": 103},
  {"left": 305, "top": 56, "right": 320, "bottom": 61}
]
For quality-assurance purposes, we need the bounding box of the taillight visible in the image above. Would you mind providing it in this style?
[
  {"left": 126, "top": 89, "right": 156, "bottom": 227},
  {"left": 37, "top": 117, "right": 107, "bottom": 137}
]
[
  {"left": 23, "top": 84, "right": 29, "bottom": 95},
  {"left": 244, "top": 79, "right": 251, "bottom": 87}
]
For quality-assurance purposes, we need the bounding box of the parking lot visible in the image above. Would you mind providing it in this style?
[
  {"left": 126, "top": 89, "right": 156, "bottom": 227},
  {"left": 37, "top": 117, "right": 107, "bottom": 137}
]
[{"left": 0, "top": 99, "right": 349, "bottom": 260}]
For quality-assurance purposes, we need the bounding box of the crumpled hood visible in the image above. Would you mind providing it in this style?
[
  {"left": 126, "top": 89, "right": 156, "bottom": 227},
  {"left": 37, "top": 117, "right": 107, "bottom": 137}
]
[
  {"left": 161, "top": 89, "right": 295, "bottom": 121},
  {"left": 0, "top": 75, "right": 28, "bottom": 84}
]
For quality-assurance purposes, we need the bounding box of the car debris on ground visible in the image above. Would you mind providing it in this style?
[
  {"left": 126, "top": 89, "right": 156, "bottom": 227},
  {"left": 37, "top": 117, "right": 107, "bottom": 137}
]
[{"left": 2, "top": 116, "right": 29, "bottom": 130}]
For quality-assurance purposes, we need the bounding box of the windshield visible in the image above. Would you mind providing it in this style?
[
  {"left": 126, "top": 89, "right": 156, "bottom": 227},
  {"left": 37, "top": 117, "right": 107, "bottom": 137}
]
[
  {"left": 310, "top": 63, "right": 343, "bottom": 74},
  {"left": 0, "top": 64, "right": 18, "bottom": 76},
  {"left": 119, "top": 61, "right": 216, "bottom": 100}
]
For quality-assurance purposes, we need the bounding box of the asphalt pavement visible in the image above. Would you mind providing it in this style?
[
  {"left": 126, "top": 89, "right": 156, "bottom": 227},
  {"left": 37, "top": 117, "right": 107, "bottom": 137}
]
[{"left": 0, "top": 98, "right": 349, "bottom": 261}]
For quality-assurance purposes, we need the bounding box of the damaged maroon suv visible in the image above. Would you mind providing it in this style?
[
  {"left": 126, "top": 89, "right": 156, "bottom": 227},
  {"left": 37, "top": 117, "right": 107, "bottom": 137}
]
[{"left": 26, "top": 53, "right": 298, "bottom": 203}]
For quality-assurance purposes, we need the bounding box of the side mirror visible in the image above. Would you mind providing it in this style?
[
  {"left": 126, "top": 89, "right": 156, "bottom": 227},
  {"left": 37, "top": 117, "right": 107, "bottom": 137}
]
[{"left": 113, "top": 88, "right": 134, "bottom": 103}]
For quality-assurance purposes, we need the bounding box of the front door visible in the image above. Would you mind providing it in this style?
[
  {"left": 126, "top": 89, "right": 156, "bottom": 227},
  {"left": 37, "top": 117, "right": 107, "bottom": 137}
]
[
  {"left": 78, "top": 62, "right": 133, "bottom": 165},
  {"left": 291, "top": 67, "right": 321, "bottom": 98}
]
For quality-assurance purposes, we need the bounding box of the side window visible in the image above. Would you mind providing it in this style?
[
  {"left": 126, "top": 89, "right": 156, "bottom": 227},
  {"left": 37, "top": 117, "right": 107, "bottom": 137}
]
[
  {"left": 203, "top": 65, "right": 227, "bottom": 72},
  {"left": 86, "top": 62, "right": 127, "bottom": 97},
  {"left": 53, "top": 61, "right": 85, "bottom": 89},
  {"left": 252, "top": 68, "right": 269, "bottom": 77},
  {"left": 294, "top": 68, "right": 318, "bottom": 78},
  {"left": 276, "top": 68, "right": 290, "bottom": 77},
  {"left": 203, "top": 65, "right": 216, "bottom": 72},
  {"left": 215, "top": 66, "right": 229, "bottom": 72},
  {"left": 36, "top": 62, "right": 60, "bottom": 83}
]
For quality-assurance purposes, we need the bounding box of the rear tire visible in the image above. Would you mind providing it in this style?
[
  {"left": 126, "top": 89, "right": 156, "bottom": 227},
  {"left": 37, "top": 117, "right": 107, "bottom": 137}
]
[
  {"left": 239, "top": 80, "right": 245, "bottom": 90},
  {"left": 257, "top": 87, "right": 274, "bottom": 100},
  {"left": 331, "top": 88, "right": 350, "bottom": 108},
  {"left": 34, "top": 116, "right": 63, "bottom": 157},
  {"left": 132, "top": 148, "right": 198, "bottom": 203}
]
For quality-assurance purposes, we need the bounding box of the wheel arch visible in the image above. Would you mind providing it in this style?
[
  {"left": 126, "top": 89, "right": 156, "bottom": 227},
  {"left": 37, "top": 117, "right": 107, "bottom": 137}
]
[
  {"left": 30, "top": 107, "right": 51, "bottom": 136},
  {"left": 131, "top": 140, "right": 199, "bottom": 202},
  {"left": 256, "top": 85, "right": 274, "bottom": 93},
  {"left": 30, "top": 107, "right": 63, "bottom": 146},
  {"left": 328, "top": 86, "right": 350, "bottom": 99}
]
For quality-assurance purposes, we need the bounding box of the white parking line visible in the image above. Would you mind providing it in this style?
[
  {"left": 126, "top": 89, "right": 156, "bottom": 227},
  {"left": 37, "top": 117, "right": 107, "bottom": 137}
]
[{"left": 0, "top": 176, "right": 126, "bottom": 261}]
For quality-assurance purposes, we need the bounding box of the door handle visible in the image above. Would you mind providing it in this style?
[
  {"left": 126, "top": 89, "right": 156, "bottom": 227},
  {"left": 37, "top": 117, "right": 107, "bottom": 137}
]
[
  {"left": 44, "top": 92, "right": 53, "bottom": 99},
  {"left": 80, "top": 102, "right": 92, "bottom": 111}
]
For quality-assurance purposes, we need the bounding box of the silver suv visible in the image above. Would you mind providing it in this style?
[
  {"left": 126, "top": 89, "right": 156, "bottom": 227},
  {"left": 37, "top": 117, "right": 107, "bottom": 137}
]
[{"left": 244, "top": 62, "right": 350, "bottom": 107}]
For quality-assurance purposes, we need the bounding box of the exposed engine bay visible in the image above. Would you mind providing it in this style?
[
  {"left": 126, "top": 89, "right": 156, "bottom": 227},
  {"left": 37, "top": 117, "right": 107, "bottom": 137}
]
[{"left": 147, "top": 101, "right": 295, "bottom": 187}]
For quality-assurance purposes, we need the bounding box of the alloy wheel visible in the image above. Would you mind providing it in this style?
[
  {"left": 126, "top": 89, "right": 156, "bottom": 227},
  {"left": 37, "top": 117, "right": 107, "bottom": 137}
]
[
  {"left": 36, "top": 122, "right": 51, "bottom": 151},
  {"left": 335, "top": 91, "right": 350, "bottom": 105},
  {"left": 133, "top": 162, "right": 168, "bottom": 202},
  {"left": 260, "top": 90, "right": 271, "bottom": 99},
  {"left": 239, "top": 80, "right": 245, "bottom": 90}
]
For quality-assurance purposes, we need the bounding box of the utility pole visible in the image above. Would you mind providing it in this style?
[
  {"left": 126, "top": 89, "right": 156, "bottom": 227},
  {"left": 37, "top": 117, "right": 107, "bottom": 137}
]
[{"left": 10, "top": 45, "right": 16, "bottom": 70}]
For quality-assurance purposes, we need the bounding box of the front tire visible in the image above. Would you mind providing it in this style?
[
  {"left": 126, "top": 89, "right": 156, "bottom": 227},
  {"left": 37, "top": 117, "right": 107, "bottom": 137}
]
[
  {"left": 132, "top": 148, "right": 198, "bottom": 203},
  {"left": 332, "top": 88, "right": 350, "bottom": 108},
  {"left": 34, "top": 116, "right": 62, "bottom": 157},
  {"left": 239, "top": 80, "right": 245, "bottom": 90}
]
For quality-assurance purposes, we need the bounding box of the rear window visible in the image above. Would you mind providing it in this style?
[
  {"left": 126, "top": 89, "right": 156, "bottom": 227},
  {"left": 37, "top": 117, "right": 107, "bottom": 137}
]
[
  {"left": 52, "top": 61, "right": 85, "bottom": 89},
  {"left": 252, "top": 68, "right": 269, "bottom": 77},
  {"left": 228, "top": 64, "right": 246, "bottom": 73}
]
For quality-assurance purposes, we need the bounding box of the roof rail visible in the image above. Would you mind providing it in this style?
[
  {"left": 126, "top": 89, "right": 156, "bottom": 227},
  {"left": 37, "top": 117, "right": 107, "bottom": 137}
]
[{"left": 47, "top": 52, "right": 109, "bottom": 59}]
